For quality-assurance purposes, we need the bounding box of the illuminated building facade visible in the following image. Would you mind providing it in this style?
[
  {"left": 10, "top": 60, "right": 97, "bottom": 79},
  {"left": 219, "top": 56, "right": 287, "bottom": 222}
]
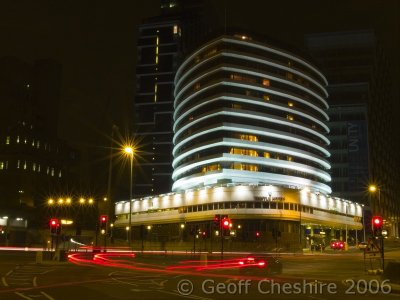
[{"left": 116, "top": 34, "right": 363, "bottom": 251}]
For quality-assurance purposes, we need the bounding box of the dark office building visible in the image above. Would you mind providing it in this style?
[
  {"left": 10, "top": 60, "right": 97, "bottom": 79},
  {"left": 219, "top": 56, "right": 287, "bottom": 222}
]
[
  {"left": 0, "top": 57, "right": 78, "bottom": 241},
  {"left": 133, "top": 0, "right": 210, "bottom": 197},
  {"left": 304, "top": 30, "right": 400, "bottom": 237}
]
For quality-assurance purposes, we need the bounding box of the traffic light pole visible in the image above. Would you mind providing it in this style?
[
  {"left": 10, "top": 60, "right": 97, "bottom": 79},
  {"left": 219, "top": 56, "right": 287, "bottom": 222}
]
[
  {"left": 381, "top": 236, "right": 385, "bottom": 270},
  {"left": 220, "top": 220, "right": 224, "bottom": 260}
]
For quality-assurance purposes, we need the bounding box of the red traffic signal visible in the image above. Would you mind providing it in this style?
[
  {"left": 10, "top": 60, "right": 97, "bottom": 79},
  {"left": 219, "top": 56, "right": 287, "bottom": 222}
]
[
  {"left": 372, "top": 216, "right": 383, "bottom": 237},
  {"left": 372, "top": 216, "right": 382, "bottom": 228},
  {"left": 222, "top": 218, "right": 230, "bottom": 229},
  {"left": 50, "top": 218, "right": 58, "bottom": 227},
  {"left": 256, "top": 231, "right": 260, "bottom": 237},
  {"left": 100, "top": 215, "right": 108, "bottom": 223},
  {"left": 49, "top": 218, "right": 60, "bottom": 234}
]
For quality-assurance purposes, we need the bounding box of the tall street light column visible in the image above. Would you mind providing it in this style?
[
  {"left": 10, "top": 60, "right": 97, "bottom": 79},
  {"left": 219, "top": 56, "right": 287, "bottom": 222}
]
[{"left": 124, "top": 146, "right": 134, "bottom": 248}]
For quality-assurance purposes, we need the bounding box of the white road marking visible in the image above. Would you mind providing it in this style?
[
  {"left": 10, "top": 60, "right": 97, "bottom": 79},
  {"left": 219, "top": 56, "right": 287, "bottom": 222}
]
[
  {"left": 1, "top": 276, "right": 8, "bottom": 287},
  {"left": 15, "top": 292, "right": 33, "bottom": 300},
  {"left": 41, "top": 291, "right": 55, "bottom": 300}
]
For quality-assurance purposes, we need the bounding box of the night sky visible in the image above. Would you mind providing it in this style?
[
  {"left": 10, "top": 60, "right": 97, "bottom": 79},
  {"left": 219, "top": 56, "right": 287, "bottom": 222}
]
[{"left": 1, "top": 0, "right": 399, "bottom": 177}]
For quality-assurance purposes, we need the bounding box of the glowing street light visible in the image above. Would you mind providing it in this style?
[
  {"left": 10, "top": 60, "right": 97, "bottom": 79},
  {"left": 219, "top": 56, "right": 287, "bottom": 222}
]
[
  {"left": 48, "top": 199, "right": 54, "bottom": 205},
  {"left": 124, "top": 145, "right": 135, "bottom": 247}
]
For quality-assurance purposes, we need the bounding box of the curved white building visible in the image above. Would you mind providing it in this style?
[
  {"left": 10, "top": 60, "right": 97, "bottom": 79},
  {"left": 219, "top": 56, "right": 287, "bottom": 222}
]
[{"left": 172, "top": 35, "right": 331, "bottom": 194}]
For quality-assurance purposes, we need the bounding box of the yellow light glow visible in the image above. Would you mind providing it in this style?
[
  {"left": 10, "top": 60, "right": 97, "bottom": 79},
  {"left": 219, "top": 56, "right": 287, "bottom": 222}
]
[
  {"left": 48, "top": 199, "right": 54, "bottom": 205},
  {"left": 110, "top": 223, "right": 114, "bottom": 227},
  {"left": 61, "top": 219, "right": 73, "bottom": 225},
  {"left": 88, "top": 198, "right": 94, "bottom": 204},
  {"left": 369, "top": 185, "right": 377, "bottom": 192},
  {"left": 125, "top": 226, "right": 129, "bottom": 231},
  {"left": 58, "top": 198, "right": 64, "bottom": 204},
  {"left": 79, "top": 198, "right": 85, "bottom": 204},
  {"left": 147, "top": 225, "right": 152, "bottom": 230},
  {"left": 66, "top": 198, "right": 71, "bottom": 204},
  {"left": 124, "top": 147, "right": 134, "bottom": 155},
  {"left": 180, "top": 224, "right": 185, "bottom": 229}
]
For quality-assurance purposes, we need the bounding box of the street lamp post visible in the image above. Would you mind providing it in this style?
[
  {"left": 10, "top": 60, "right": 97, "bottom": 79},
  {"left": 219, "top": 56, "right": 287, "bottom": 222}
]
[{"left": 124, "top": 147, "right": 134, "bottom": 248}]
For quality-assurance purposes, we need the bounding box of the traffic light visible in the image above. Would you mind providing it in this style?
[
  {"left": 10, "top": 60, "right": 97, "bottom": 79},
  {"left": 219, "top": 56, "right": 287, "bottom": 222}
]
[
  {"left": 49, "top": 218, "right": 60, "bottom": 235},
  {"left": 372, "top": 216, "right": 383, "bottom": 237},
  {"left": 221, "top": 217, "right": 230, "bottom": 229},
  {"left": 213, "top": 215, "right": 221, "bottom": 228},
  {"left": 255, "top": 231, "right": 261, "bottom": 238},
  {"left": 100, "top": 215, "right": 108, "bottom": 234}
]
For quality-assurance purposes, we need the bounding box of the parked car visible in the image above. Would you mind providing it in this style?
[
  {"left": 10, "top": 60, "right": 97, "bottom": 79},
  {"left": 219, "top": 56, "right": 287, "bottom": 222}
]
[
  {"left": 330, "top": 239, "right": 345, "bottom": 250},
  {"left": 311, "top": 243, "right": 326, "bottom": 251},
  {"left": 358, "top": 242, "right": 369, "bottom": 250}
]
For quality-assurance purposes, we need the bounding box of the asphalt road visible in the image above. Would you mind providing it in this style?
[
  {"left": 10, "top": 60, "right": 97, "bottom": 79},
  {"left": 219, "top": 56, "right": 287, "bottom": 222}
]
[{"left": 0, "top": 250, "right": 399, "bottom": 300}]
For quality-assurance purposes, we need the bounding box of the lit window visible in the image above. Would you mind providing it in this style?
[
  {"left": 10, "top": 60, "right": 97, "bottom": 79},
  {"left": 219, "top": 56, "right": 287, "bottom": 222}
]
[
  {"left": 51, "top": 168, "right": 55, "bottom": 177},
  {"left": 230, "top": 148, "right": 258, "bottom": 156},
  {"left": 32, "top": 163, "right": 36, "bottom": 171},
  {"left": 0, "top": 162, "right": 4, "bottom": 170},
  {"left": 194, "top": 82, "right": 201, "bottom": 90},
  {"left": 59, "top": 170, "right": 62, "bottom": 178},
  {"left": 16, "top": 136, "right": 20, "bottom": 143},
  {"left": 173, "top": 25, "right": 178, "bottom": 34},
  {"left": 286, "top": 72, "right": 293, "bottom": 80},
  {"left": 232, "top": 104, "right": 242, "bottom": 109},
  {"left": 46, "top": 167, "right": 50, "bottom": 175},
  {"left": 6, "top": 136, "right": 10, "bottom": 145},
  {"left": 287, "top": 115, "right": 294, "bottom": 121},
  {"left": 288, "top": 102, "right": 294, "bottom": 107},
  {"left": 38, "top": 164, "right": 41, "bottom": 172},
  {"left": 262, "top": 79, "right": 270, "bottom": 87},
  {"left": 24, "top": 138, "right": 27, "bottom": 144},
  {"left": 239, "top": 134, "right": 258, "bottom": 142},
  {"left": 17, "top": 160, "right": 20, "bottom": 169},
  {"left": 287, "top": 156, "right": 293, "bottom": 162},
  {"left": 154, "top": 84, "right": 158, "bottom": 102},
  {"left": 23, "top": 161, "right": 27, "bottom": 170},
  {"left": 263, "top": 95, "right": 270, "bottom": 101},
  {"left": 264, "top": 152, "right": 270, "bottom": 158},
  {"left": 32, "top": 140, "right": 35, "bottom": 147},
  {"left": 37, "top": 141, "right": 40, "bottom": 149}
]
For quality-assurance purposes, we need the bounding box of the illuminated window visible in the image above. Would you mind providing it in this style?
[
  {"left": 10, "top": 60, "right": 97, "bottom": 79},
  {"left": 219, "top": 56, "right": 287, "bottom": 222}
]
[
  {"left": 202, "top": 164, "right": 221, "bottom": 173},
  {"left": 264, "top": 152, "right": 270, "bottom": 158},
  {"left": 173, "top": 25, "right": 178, "bottom": 34},
  {"left": 6, "top": 136, "right": 10, "bottom": 145},
  {"left": 263, "top": 95, "right": 270, "bottom": 101},
  {"left": 59, "top": 170, "right": 62, "bottom": 178},
  {"left": 288, "top": 61, "right": 292, "bottom": 67},
  {"left": 0, "top": 162, "right": 4, "bottom": 170},
  {"left": 32, "top": 163, "right": 36, "bottom": 171},
  {"left": 232, "top": 103, "right": 242, "bottom": 109},
  {"left": 37, "top": 141, "right": 40, "bottom": 149},
  {"left": 154, "top": 84, "right": 158, "bottom": 102},
  {"left": 17, "top": 160, "right": 20, "bottom": 169},
  {"left": 230, "top": 74, "right": 256, "bottom": 83},
  {"left": 24, "top": 138, "right": 27, "bottom": 144},
  {"left": 204, "top": 48, "right": 217, "bottom": 58},
  {"left": 23, "top": 161, "right": 27, "bottom": 170},
  {"left": 194, "top": 82, "right": 201, "bottom": 90},
  {"left": 287, "top": 156, "right": 293, "bottom": 162},
  {"left": 16, "top": 136, "right": 20, "bottom": 143},
  {"left": 232, "top": 163, "right": 258, "bottom": 172},
  {"left": 239, "top": 134, "right": 258, "bottom": 142},
  {"left": 286, "top": 72, "right": 293, "bottom": 80},
  {"left": 230, "top": 148, "right": 258, "bottom": 157},
  {"left": 262, "top": 79, "right": 270, "bottom": 87},
  {"left": 32, "top": 140, "right": 35, "bottom": 147},
  {"left": 46, "top": 167, "right": 50, "bottom": 175},
  {"left": 51, "top": 168, "right": 55, "bottom": 177},
  {"left": 288, "top": 102, "right": 294, "bottom": 107},
  {"left": 38, "top": 164, "right": 41, "bottom": 172},
  {"left": 287, "top": 115, "right": 294, "bottom": 121}
]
